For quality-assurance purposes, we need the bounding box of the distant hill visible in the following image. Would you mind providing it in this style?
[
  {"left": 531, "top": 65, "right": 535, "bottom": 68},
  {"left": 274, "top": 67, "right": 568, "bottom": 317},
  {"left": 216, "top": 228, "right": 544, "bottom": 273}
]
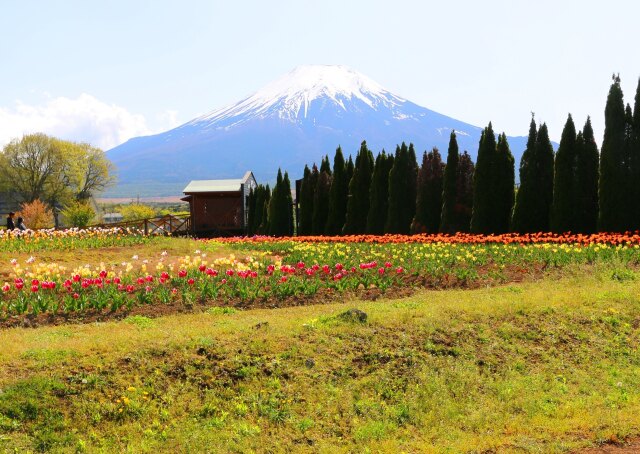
[{"left": 105, "top": 65, "right": 532, "bottom": 197}]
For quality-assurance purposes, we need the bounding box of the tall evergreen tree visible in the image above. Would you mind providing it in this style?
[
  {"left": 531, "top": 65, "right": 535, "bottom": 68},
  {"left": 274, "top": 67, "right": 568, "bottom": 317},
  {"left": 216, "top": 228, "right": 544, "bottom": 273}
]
[
  {"left": 344, "top": 141, "right": 374, "bottom": 234},
  {"left": 312, "top": 167, "right": 331, "bottom": 235},
  {"left": 320, "top": 155, "right": 331, "bottom": 175},
  {"left": 511, "top": 118, "right": 538, "bottom": 233},
  {"left": 282, "top": 171, "right": 294, "bottom": 236},
  {"left": 268, "top": 169, "right": 294, "bottom": 236},
  {"left": 455, "top": 151, "right": 475, "bottom": 232},
  {"left": 366, "top": 151, "right": 393, "bottom": 234},
  {"left": 440, "top": 131, "right": 460, "bottom": 234},
  {"left": 247, "top": 187, "right": 257, "bottom": 235},
  {"left": 631, "top": 79, "right": 640, "bottom": 229},
  {"left": 386, "top": 143, "right": 418, "bottom": 234},
  {"left": 325, "top": 146, "right": 349, "bottom": 235},
  {"left": 407, "top": 143, "right": 418, "bottom": 228},
  {"left": 298, "top": 165, "right": 318, "bottom": 236},
  {"left": 471, "top": 125, "right": 496, "bottom": 233},
  {"left": 346, "top": 155, "right": 354, "bottom": 188},
  {"left": 575, "top": 118, "right": 600, "bottom": 233},
  {"left": 551, "top": 116, "right": 577, "bottom": 233},
  {"left": 623, "top": 103, "right": 637, "bottom": 230},
  {"left": 267, "top": 169, "right": 283, "bottom": 236},
  {"left": 412, "top": 148, "right": 444, "bottom": 233},
  {"left": 257, "top": 185, "right": 271, "bottom": 234},
  {"left": 599, "top": 75, "right": 628, "bottom": 232},
  {"left": 494, "top": 133, "right": 515, "bottom": 233}
]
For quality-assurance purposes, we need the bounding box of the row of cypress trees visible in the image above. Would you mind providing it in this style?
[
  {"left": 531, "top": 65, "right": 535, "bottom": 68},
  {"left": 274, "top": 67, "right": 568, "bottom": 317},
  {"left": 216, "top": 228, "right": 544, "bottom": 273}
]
[
  {"left": 294, "top": 137, "right": 476, "bottom": 236},
  {"left": 247, "top": 168, "right": 294, "bottom": 236},
  {"left": 249, "top": 75, "right": 640, "bottom": 236}
]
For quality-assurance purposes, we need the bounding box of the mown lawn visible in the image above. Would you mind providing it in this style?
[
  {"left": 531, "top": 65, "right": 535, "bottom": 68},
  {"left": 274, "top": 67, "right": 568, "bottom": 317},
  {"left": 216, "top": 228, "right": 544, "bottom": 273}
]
[{"left": 0, "top": 263, "right": 638, "bottom": 452}]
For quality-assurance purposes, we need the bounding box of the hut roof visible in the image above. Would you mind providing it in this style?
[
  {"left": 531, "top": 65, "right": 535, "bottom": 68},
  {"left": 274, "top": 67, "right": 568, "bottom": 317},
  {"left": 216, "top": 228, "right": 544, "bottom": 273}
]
[{"left": 183, "top": 171, "right": 255, "bottom": 194}]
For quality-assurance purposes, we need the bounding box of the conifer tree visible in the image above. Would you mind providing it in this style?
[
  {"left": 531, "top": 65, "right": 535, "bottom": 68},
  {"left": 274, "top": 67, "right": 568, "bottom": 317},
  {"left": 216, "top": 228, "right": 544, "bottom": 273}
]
[
  {"left": 494, "top": 133, "right": 515, "bottom": 233},
  {"left": 511, "top": 118, "right": 538, "bottom": 232},
  {"left": 282, "top": 171, "right": 294, "bottom": 236},
  {"left": 344, "top": 141, "right": 374, "bottom": 234},
  {"left": 575, "top": 118, "right": 600, "bottom": 233},
  {"left": 623, "top": 103, "right": 637, "bottom": 230},
  {"left": 407, "top": 143, "right": 418, "bottom": 228},
  {"left": 550, "top": 116, "right": 578, "bottom": 233},
  {"left": 258, "top": 185, "right": 270, "bottom": 234},
  {"left": 320, "top": 155, "right": 331, "bottom": 175},
  {"left": 366, "top": 151, "right": 393, "bottom": 234},
  {"left": 440, "top": 131, "right": 460, "bottom": 234},
  {"left": 267, "top": 170, "right": 294, "bottom": 236},
  {"left": 312, "top": 167, "right": 331, "bottom": 235},
  {"left": 386, "top": 143, "right": 417, "bottom": 234},
  {"left": 247, "top": 187, "right": 257, "bottom": 235},
  {"left": 455, "top": 151, "right": 475, "bottom": 232},
  {"left": 471, "top": 125, "right": 496, "bottom": 233},
  {"left": 267, "top": 170, "right": 283, "bottom": 236},
  {"left": 325, "top": 146, "right": 349, "bottom": 235},
  {"left": 632, "top": 79, "right": 640, "bottom": 229},
  {"left": 412, "top": 148, "right": 444, "bottom": 233},
  {"left": 298, "top": 165, "right": 318, "bottom": 235},
  {"left": 599, "top": 75, "right": 628, "bottom": 232},
  {"left": 346, "top": 155, "right": 354, "bottom": 188}
]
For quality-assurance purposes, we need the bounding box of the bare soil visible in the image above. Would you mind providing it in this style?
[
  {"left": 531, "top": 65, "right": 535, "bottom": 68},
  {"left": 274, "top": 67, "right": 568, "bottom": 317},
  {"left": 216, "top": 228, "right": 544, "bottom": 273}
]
[{"left": 576, "top": 438, "right": 640, "bottom": 453}]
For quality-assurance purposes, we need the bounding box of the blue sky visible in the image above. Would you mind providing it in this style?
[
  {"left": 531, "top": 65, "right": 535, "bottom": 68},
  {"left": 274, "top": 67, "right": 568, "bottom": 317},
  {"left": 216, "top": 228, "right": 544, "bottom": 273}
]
[{"left": 1, "top": 0, "right": 639, "bottom": 149}]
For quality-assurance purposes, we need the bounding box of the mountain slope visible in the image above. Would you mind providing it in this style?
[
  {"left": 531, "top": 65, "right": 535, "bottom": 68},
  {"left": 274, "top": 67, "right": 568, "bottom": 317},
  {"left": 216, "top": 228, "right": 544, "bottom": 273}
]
[{"left": 106, "top": 65, "right": 528, "bottom": 197}]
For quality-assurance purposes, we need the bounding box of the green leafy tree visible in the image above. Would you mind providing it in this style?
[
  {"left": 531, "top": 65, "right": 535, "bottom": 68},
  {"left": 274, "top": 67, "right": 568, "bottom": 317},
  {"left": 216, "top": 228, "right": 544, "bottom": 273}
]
[
  {"left": 412, "top": 148, "right": 444, "bottom": 233},
  {"left": 61, "top": 201, "right": 96, "bottom": 228},
  {"left": 325, "top": 146, "right": 349, "bottom": 235},
  {"left": 440, "top": 132, "right": 459, "bottom": 233},
  {"left": 599, "top": 75, "right": 628, "bottom": 232},
  {"left": 120, "top": 203, "right": 156, "bottom": 221},
  {"left": 366, "top": 151, "right": 394, "bottom": 234},
  {"left": 344, "top": 141, "right": 374, "bottom": 234}
]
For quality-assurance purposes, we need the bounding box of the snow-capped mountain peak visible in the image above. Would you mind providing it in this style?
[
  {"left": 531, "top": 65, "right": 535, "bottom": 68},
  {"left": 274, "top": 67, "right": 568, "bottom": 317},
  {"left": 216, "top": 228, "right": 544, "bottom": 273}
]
[{"left": 192, "top": 64, "right": 406, "bottom": 126}]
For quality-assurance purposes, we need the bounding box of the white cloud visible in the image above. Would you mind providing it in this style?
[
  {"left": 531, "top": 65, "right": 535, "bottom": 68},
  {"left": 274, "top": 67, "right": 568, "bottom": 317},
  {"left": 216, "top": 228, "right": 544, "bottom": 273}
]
[{"left": 0, "top": 93, "right": 175, "bottom": 150}]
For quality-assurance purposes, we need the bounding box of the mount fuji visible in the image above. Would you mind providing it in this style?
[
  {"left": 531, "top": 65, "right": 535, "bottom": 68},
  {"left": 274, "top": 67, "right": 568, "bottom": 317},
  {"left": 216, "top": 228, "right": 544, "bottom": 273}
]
[{"left": 106, "top": 65, "right": 529, "bottom": 197}]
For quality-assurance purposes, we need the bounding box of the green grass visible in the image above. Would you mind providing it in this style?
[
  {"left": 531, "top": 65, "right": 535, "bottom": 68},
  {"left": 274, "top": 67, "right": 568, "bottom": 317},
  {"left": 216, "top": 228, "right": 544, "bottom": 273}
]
[{"left": 0, "top": 266, "right": 639, "bottom": 452}]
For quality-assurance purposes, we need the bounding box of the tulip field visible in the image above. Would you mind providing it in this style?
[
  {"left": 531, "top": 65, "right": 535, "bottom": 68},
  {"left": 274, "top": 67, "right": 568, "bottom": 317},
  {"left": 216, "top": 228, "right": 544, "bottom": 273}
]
[
  {"left": 2, "top": 229, "right": 640, "bottom": 452},
  {"left": 1, "top": 229, "right": 640, "bottom": 323},
  {"left": 1, "top": 229, "right": 640, "bottom": 324}
]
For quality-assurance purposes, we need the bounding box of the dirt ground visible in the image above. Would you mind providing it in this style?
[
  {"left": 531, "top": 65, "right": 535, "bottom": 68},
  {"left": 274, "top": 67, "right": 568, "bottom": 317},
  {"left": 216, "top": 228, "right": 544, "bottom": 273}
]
[{"left": 576, "top": 438, "right": 640, "bottom": 453}]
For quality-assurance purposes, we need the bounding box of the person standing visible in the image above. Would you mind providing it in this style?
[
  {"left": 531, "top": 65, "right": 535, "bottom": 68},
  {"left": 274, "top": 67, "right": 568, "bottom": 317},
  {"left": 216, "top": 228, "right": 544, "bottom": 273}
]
[
  {"left": 16, "top": 217, "right": 27, "bottom": 231},
  {"left": 6, "top": 212, "right": 15, "bottom": 230}
]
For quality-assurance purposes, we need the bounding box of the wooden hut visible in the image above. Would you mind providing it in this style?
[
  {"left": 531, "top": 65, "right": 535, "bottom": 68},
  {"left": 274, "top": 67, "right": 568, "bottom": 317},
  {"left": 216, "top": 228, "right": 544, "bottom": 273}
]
[{"left": 181, "top": 171, "right": 257, "bottom": 236}]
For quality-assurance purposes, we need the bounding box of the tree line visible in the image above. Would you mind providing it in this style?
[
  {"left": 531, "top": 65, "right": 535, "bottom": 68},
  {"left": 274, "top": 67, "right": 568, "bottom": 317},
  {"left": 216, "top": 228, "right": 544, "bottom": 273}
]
[{"left": 251, "top": 75, "right": 640, "bottom": 236}]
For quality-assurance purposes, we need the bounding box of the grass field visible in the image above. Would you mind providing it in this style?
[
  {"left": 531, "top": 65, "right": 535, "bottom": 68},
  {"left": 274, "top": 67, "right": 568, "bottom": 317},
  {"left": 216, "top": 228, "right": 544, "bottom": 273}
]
[{"left": 0, "top": 251, "right": 639, "bottom": 452}]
